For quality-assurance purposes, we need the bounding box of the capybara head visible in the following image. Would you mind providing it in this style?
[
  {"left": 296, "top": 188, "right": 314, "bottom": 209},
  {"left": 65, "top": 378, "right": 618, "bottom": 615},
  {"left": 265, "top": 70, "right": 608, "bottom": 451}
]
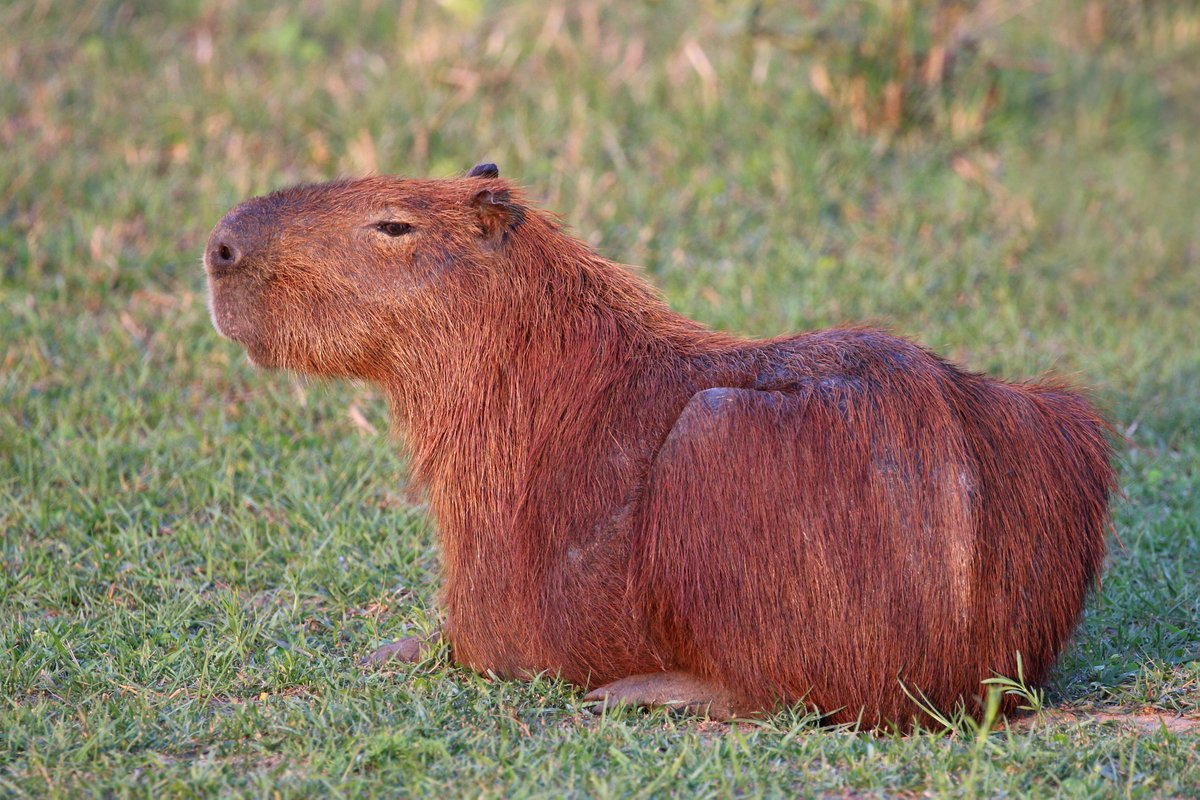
[{"left": 204, "top": 164, "right": 524, "bottom": 376}]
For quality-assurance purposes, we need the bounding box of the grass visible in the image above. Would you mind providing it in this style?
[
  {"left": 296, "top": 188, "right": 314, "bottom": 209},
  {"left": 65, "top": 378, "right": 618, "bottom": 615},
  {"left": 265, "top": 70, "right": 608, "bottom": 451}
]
[{"left": 2, "top": 0, "right": 1198, "bottom": 796}]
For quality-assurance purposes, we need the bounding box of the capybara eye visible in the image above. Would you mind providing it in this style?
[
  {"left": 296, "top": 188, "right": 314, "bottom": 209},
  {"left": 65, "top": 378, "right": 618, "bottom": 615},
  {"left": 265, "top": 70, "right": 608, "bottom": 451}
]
[{"left": 375, "top": 221, "right": 413, "bottom": 237}]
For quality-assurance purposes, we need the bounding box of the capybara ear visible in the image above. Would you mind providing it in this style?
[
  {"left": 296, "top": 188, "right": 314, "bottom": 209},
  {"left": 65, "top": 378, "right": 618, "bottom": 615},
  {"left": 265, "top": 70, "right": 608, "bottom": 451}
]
[
  {"left": 470, "top": 187, "right": 525, "bottom": 242},
  {"left": 467, "top": 162, "right": 500, "bottom": 179}
]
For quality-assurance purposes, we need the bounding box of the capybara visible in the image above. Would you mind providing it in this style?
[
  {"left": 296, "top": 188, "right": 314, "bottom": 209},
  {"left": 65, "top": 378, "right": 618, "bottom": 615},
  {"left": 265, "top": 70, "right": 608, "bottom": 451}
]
[{"left": 204, "top": 163, "right": 1115, "bottom": 729}]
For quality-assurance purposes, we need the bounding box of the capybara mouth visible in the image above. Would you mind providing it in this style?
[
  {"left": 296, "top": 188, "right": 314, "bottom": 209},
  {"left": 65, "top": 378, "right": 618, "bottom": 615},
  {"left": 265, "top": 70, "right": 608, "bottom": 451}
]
[
  {"left": 206, "top": 275, "right": 288, "bottom": 371},
  {"left": 206, "top": 277, "right": 264, "bottom": 349}
]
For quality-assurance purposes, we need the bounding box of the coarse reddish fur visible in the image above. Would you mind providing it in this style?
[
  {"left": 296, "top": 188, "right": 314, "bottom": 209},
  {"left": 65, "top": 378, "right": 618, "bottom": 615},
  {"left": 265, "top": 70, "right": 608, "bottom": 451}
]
[{"left": 204, "top": 167, "right": 1115, "bottom": 729}]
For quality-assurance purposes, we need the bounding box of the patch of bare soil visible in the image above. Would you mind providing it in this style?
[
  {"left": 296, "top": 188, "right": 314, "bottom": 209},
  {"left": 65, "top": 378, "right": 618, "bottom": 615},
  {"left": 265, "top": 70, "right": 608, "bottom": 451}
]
[{"left": 1019, "top": 708, "right": 1200, "bottom": 735}]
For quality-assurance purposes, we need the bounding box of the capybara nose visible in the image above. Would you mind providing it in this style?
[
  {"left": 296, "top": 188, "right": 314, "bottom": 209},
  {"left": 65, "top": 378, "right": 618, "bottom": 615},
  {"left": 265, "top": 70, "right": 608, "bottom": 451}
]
[
  {"left": 207, "top": 236, "right": 241, "bottom": 273},
  {"left": 206, "top": 205, "right": 268, "bottom": 276}
]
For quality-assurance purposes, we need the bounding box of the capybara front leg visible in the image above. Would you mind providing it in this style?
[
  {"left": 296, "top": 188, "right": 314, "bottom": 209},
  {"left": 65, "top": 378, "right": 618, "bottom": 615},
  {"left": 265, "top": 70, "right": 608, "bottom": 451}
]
[
  {"left": 362, "top": 630, "right": 441, "bottom": 667},
  {"left": 583, "top": 671, "right": 741, "bottom": 719}
]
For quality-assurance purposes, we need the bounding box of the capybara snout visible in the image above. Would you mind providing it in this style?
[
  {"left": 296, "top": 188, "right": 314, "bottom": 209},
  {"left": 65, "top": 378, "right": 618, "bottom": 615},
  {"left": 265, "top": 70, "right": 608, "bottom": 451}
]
[
  {"left": 204, "top": 193, "right": 302, "bottom": 278},
  {"left": 205, "top": 208, "right": 258, "bottom": 276}
]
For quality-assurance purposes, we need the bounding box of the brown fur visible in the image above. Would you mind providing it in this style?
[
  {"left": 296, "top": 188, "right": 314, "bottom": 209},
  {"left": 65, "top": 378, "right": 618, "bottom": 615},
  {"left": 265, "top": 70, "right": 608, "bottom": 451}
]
[{"left": 204, "top": 166, "right": 1115, "bottom": 729}]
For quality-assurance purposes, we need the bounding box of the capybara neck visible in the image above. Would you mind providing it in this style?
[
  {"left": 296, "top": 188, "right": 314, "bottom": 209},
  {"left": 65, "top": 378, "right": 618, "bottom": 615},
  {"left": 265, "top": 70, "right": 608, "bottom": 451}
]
[{"left": 385, "top": 209, "right": 733, "bottom": 504}]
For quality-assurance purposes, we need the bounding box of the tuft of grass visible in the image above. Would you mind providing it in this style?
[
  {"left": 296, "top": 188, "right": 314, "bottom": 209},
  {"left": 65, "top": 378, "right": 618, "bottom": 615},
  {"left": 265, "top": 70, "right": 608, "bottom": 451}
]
[
  {"left": 983, "top": 652, "right": 1046, "bottom": 713},
  {"left": 2, "top": 1, "right": 1198, "bottom": 796}
]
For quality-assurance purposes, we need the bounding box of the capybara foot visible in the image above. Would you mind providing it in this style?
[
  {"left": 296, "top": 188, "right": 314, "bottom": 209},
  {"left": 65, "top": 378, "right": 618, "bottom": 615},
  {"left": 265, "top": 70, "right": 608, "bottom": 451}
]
[
  {"left": 583, "top": 671, "right": 741, "bottom": 719},
  {"left": 362, "top": 632, "right": 440, "bottom": 667}
]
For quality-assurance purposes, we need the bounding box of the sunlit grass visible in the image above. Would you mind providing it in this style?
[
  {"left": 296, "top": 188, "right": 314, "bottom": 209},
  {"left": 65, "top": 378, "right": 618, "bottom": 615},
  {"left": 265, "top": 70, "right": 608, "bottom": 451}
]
[{"left": 1, "top": 1, "right": 1198, "bottom": 796}]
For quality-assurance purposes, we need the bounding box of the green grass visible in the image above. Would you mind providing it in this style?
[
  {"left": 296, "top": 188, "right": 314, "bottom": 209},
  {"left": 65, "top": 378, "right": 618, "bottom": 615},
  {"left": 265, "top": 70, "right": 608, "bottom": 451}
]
[{"left": 2, "top": 1, "right": 1198, "bottom": 796}]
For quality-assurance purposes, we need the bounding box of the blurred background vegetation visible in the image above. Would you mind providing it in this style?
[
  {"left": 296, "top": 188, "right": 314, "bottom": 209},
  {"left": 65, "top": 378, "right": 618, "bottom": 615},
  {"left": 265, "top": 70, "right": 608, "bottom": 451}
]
[
  {"left": 2, "top": 1, "right": 1198, "bottom": 795},
  {"left": 4, "top": 0, "right": 1198, "bottom": 437}
]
